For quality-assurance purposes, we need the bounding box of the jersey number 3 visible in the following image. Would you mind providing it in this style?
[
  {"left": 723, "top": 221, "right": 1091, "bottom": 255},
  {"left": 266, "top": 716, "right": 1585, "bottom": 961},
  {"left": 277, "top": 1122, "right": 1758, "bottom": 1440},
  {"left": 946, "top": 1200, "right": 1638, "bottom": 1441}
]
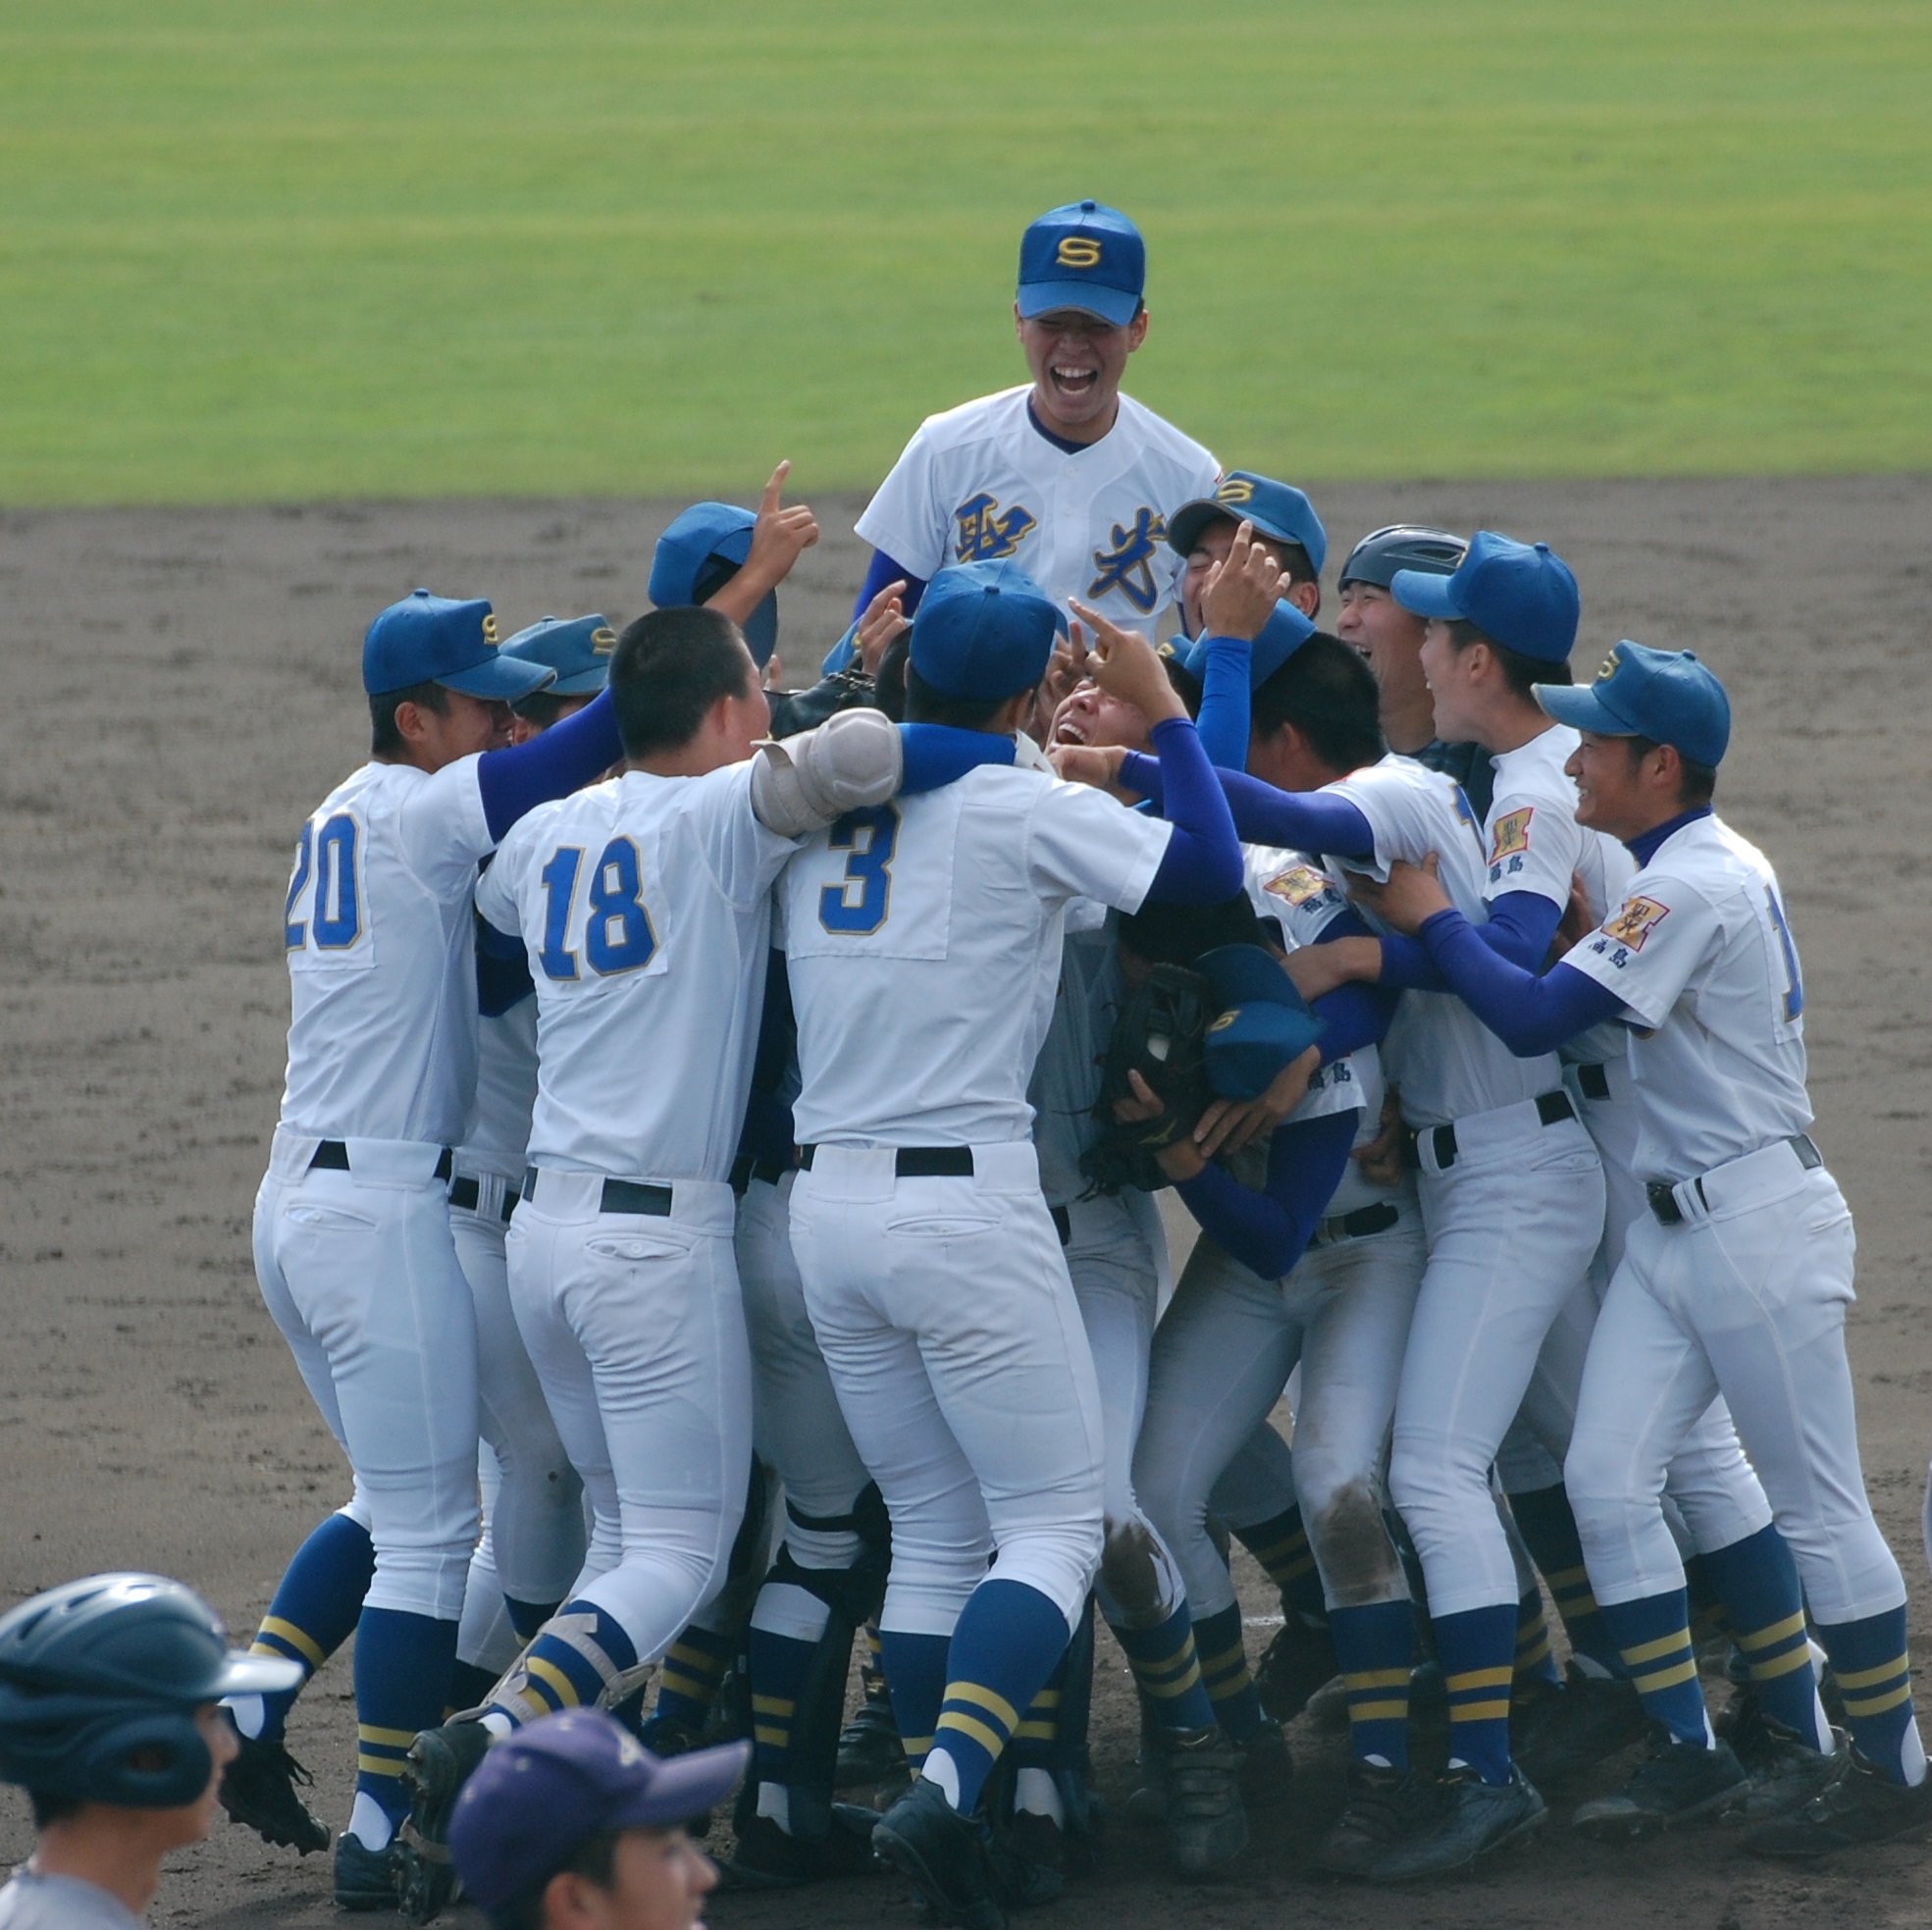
[
  {"left": 285, "top": 814, "right": 361, "bottom": 951},
  {"left": 537, "top": 838, "right": 658, "bottom": 980},
  {"left": 818, "top": 805, "right": 900, "bottom": 935}
]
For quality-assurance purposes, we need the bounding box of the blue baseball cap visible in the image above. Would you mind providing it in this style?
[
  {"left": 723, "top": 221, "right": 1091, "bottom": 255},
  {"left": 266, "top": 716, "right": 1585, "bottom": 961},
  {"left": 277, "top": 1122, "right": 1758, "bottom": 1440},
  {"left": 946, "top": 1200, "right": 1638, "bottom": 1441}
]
[
  {"left": 362, "top": 590, "right": 555, "bottom": 701},
  {"left": 1536, "top": 640, "right": 1731, "bottom": 767},
  {"left": 501, "top": 614, "right": 616, "bottom": 697},
  {"left": 1389, "top": 530, "right": 1580, "bottom": 663},
  {"left": 1176, "top": 599, "right": 1316, "bottom": 690},
  {"left": 1167, "top": 474, "right": 1328, "bottom": 576},
  {"left": 649, "top": 502, "right": 778, "bottom": 667},
  {"left": 1017, "top": 201, "right": 1146, "bottom": 328},
  {"left": 448, "top": 1711, "right": 750, "bottom": 1917},
  {"left": 1197, "top": 944, "right": 1327, "bottom": 1101},
  {"left": 911, "top": 560, "right": 1061, "bottom": 702}
]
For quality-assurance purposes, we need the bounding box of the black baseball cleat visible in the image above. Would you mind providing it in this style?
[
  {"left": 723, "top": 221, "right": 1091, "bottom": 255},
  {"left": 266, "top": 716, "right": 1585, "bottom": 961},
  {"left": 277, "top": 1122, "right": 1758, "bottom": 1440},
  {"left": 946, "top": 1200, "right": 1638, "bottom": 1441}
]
[
  {"left": 219, "top": 1726, "right": 332, "bottom": 1854},
  {"left": 1237, "top": 1714, "right": 1294, "bottom": 1809},
  {"left": 988, "top": 1808, "right": 1066, "bottom": 1909},
  {"left": 871, "top": 1777, "right": 1005, "bottom": 1930},
  {"left": 1513, "top": 1661, "right": 1648, "bottom": 1785},
  {"left": 1364, "top": 1764, "right": 1546, "bottom": 1883},
  {"left": 1744, "top": 1747, "right": 1932, "bottom": 1858},
  {"left": 1144, "top": 1725, "right": 1248, "bottom": 1876},
  {"left": 1571, "top": 1729, "right": 1748, "bottom": 1840},
  {"left": 1254, "top": 1616, "right": 1341, "bottom": 1725},
  {"left": 394, "top": 1717, "right": 493, "bottom": 1924},
  {"left": 836, "top": 1684, "right": 911, "bottom": 1793},
  {"left": 722, "top": 1807, "right": 882, "bottom": 1889},
  {"left": 1727, "top": 1701, "right": 1848, "bottom": 1822},
  {"left": 333, "top": 1832, "right": 398, "bottom": 1912},
  {"left": 1314, "top": 1760, "right": 1441, "bottom": 1879}
]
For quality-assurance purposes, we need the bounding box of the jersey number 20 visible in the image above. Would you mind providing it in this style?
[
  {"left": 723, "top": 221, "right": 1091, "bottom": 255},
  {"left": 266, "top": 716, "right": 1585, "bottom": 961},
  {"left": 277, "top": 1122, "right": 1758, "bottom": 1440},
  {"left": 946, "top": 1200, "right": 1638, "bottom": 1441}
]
[
  {"left": 537, "top": 838, "right": 657, "bottom": 980},
  {"left": 818, "top": 805, "right": 900, "bottom": 935},
  {"left": 285, "top": 814, "right": 361, "bottom": 951}
]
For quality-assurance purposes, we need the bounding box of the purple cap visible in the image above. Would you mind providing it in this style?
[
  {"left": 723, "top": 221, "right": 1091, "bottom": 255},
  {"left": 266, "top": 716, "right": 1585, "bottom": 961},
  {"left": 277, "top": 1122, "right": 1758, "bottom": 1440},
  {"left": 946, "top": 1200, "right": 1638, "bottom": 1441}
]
[{"left": 448, "top": 1711, "right": 749, "bottom": 1915}]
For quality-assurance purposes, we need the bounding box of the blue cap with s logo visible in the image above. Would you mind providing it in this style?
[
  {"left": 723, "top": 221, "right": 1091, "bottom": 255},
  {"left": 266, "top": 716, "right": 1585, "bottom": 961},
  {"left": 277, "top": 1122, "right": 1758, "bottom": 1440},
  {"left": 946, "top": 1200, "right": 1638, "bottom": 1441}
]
[
  {"left": 1018, "top": 201, "right": 1145, "bottom": 327},
  {"left": 911, "top": 560, "right": 1062, "bottom": 701},
  {"left": 1389, "top": 530, "right": 1580, "bottom": 663},
  {"left": 501, "top": 614, "right": 616, "bottom": 696},
  {"left": 1537, "top": 640, "right": 1731, "bottom": 767},
  {"left": 362, "top": 590, "right": 555, "bottom": 701},
  {"left": 1167, "top": 473, "right": 1329, "bottom": 576}
]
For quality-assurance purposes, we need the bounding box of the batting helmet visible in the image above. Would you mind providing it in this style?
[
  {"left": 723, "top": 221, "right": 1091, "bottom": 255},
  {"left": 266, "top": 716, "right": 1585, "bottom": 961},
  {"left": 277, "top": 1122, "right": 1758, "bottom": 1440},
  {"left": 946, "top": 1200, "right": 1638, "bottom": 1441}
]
[
  {"left": 0, "top": 1573, "right": 299, "bottom": 1808},
  {"left": 1337, "top": 525, "right": 1467, "bottom": 591}
]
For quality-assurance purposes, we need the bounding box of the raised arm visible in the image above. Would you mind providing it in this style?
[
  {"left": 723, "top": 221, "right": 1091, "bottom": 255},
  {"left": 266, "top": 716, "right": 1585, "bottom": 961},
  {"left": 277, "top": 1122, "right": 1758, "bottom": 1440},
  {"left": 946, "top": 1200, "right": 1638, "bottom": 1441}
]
[{"left": 475, "top": 687, "right": 623, "bottom": 844}]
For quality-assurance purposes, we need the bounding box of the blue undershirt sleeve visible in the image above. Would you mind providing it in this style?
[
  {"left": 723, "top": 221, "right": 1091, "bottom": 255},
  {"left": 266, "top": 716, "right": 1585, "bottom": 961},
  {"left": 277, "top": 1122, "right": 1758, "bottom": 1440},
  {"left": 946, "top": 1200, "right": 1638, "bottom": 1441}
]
[
  {"left": 895, "top": 723, "right": 1017, "bottom": 793},
  {"left": 475, "top": 687, "right": 623, "bottom": 845},
  {"left": 846, "top": 548, "right": 929, "bottom": 627},
  {"left": 1192, "top": 634, "right": 1254, "bottom": 771},
  {"left": 1141, "top": 717, "right": 1244, "bottom": 905},
  {"left": 1302, "top": 906, "right": 1399, "bottom": 1060},
  {"left": 1115, "top": 756, "right": 1377, "bottom": 861},
  {"left": 1377, "top": 889, "right": 1565, "bottom": 991},
  {"left": 1174, "top": 1109, "right": 1361, "bottom": 1282},
  {"left": 1416, "top": 908, "right": 1624, "bottom": 1054}
]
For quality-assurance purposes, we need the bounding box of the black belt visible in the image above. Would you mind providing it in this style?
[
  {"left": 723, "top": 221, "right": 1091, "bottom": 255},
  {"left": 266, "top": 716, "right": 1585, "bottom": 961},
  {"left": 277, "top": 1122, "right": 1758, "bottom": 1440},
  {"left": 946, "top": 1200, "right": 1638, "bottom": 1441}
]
[
  {"left": 1051, "top": 1204, "right": 1071, "bottom": 1246},
  {"left": 729, "top": 1156, "right": 793, "bottom": 1196},
  {"left": 1575, "top": 1063, "right": 1612, "bottom": 1102},
  {"left": 1408, "top": 1089, "right": 1574, "bottom": 1172},
  {"left": 797, "top": 1146, "right": 975, "bottom": 1178},
  {"left": 310, "top": 1141, "right": 452, "bottom": 1180},
  {"left": 1315, "top": 1201, "right": 1401, "bottom": 1244},
  {"left": 520, "top": 1168, "right": 675, "bottom": 1218},
  {"left": 1647, "top": 1134, "right": 1821, "bottom": 1226},
  {"left": 448, "top": 1174, "right": 517, "bottom": 1224}
]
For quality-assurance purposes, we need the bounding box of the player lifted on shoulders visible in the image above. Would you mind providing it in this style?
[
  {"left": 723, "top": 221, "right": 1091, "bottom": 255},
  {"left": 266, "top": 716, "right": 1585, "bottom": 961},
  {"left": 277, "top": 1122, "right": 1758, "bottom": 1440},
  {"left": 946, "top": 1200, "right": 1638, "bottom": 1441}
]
[{"left": 834, "top": 202, "right": 1219, "bottom": 658}]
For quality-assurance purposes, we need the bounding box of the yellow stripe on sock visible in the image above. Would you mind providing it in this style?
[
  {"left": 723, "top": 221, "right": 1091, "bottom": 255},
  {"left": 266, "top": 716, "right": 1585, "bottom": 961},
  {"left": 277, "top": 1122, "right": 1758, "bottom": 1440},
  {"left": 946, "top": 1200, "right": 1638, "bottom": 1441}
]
[
  {"left": 942, "top": 1682, "right": 1018, "bottom": 1732},
  {"left": 1749, "top": 1644, "right": 1815, "bottom": 1682},
  {"left": 526, "top": 1656, "right": 585, "bottom": 1707},
  {"left": 1135, "top": 1648, "right": 1198, "bottom": 1683},
  {"left": 1517, "top": 1636, "right": 1553, "bottom": 1671},
  {"left": 1199, "top": 1642, "right": 1248, "bottom": 1675},
  {"left": 657, "top": 1670, "right": 706, "bottom": 1700},
  {"left": 1833, "top": 1656, "right": 1910, "bottom": 1692},
  {"left": 902, "top": 1735, "right": 933, "bottom": 1762},
  {"left": 1026, "top": 1690, "right": 1062, "bottom": 1710},
  {"left": 357, "top": 1724, "right": 417, "bottom": 1748},
  {"left": 1632, "top": 1658, "right": 1699, "bottom": 1695},
  {"left": 1245, "top": 1533, "right": 1307, "bottom": 1566},
  {"left": 753, "top": 1725, "right": 790, "bottom": 1747},
  {"left": 1735, "top": 1612, "right": 1807, "bottom": 1652},
  {"left": 1346, "top": 1669, "right": 1413, "bottom": 1691},
  {"left": 1843, "top": 1684, "right": 1913, "bottom": 1718},
  {"left": 1450, "top": 1699, "right": 1512, "bottom": 1722},
  {"left": 1350, "top": 1699, "right": 1411, "bottom": 1721},
  {"left": 1140, "top": 1661, "right": 1204, "bottom": 1698},
  {"left": 356, "top": 1754, "right": 407, "bottom": 1777},
  {"left": 257, "top": 1618, "right": 327, "bottom": 1670},
  {"left": 1445, "top": 1666, "right": 1514, "bottom": 1694},
  {"left": 935, "top": 1710, "right": 1005, "bottom": 1756},
  {"left": 667, "top": 1643, "right": 725, "bottom": 1674},
  {"left": 1015, "top": 1721, "right": 1057, "bottom": 1741},
  {"left": 1620, "top": 1630, "right": 1694, "bottom": 1667},
  {"left": 752, "top": 1695, "right": 796, "bottom": 1716}
]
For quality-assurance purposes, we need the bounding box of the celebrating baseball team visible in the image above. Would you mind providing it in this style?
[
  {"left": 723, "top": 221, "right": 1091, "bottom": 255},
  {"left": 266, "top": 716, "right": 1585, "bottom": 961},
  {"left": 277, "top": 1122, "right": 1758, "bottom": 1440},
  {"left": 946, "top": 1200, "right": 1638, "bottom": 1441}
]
[{"left": 5, "top": 198, "right": 1929, "bottom": 1930}]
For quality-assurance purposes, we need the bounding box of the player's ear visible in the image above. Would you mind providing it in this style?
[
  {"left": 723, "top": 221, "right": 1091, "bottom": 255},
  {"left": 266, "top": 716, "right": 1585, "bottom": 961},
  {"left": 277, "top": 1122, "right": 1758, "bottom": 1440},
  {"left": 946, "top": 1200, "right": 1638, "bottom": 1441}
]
[
  {"left": 1286, "top": 579, "right": 1319, "bottom": 620},
  {"left": 1126, "top": 306, "right": 1149, "bottom": 351},
  {"left": 1013, "top": 300, "right": 1025, "bottom": 340}
]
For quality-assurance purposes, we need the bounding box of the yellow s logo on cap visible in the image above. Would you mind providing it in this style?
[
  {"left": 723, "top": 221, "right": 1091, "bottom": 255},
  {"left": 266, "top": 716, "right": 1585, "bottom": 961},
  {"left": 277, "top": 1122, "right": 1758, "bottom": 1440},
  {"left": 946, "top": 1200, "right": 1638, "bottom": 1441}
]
[
  {"left": 482, "top": 613, "right": 498, "bottom": 645},
  {"left": 1207, "top": 1012, "right": 1237, "bottom": 1033},
  {"left": 1216, "top": 479, "right": 1256, "bottom": 504},
  {"left": 1598, "top": 648, "right": 1620, "bottom": 681},
  {"left": 1056, "top": 236, "right": 1102, "bottom": 270},
  {"left": 592, "top": 626, "right": 617, "bottom": 654}
]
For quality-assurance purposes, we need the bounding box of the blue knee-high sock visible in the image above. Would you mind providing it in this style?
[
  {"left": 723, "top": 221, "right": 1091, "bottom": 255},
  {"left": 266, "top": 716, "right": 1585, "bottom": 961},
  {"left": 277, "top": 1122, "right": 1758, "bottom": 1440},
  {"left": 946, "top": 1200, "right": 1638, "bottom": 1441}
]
[
  {"left": 485, "top": 1599, "right": 637, "bottom": 1729},
  {"left": 1003, "top": 1648, "right": 1066, "bottom": 1781},
  {"left": 241, "top": 1512, "right": 375, "bottom": 1743},
  {"left": 1814, "top": 1606, "right": 1925, "bottom": 1786},
  {"left": 1433, "top": 1602, "right": 1521, "bottom": 1785},
  {"left": 1683, "top": 1552, "right": 1729, "bottom": 1647},
  {"left": 1111, "top": 1600, "right": 1218, "bottom": 1735},
  {"left": 1330, "top": 1600, "right": 1414, "bottom": 1770},
  {"left": 504, "top": 1595, "right": 561, "bottom": 1643},
  {"left": 750, "top": 1625, "right": 819, "bottom": 1786},
  {"left": 1506, "top": 1485, "right": 1620, "bottom": 1675},
  {"left": 1191, "top": 1602, "right": 1264, "bottom": 1746},
  {"left": 1515, "top": 1588, "right": 1561, "bottom": 1688},
  {"left": 1696, "top": 1525, "right": 1824, "bottom": 1747},
  {"left": 444, "top": 1660, "right": 501, "bottom": 1714},
  {"left": 928, "top": 1580, "right": 1071, "bottom": 1815},
  {"left": 1594, "top": 1587, "right": 1711, "bottom": 1748},
  {"left": 353, "top": 1609, "right": 459, "bottom": 1832},
  {"left": 1235, "top": 1505, "right": 1329, "bottom": 1623},
  {"left": 880, "top": 1629, "right": 950, "bottom": 1773},
  {"left": 650, "top": 1621, "right": 736, "bottom": 1736}
]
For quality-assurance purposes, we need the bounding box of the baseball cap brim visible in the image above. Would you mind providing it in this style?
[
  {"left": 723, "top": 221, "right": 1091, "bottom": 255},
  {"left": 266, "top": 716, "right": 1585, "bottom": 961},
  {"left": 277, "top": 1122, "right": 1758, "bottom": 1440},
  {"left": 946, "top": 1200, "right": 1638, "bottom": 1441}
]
[
  {"left": 1534, "top": 683, "right": 1639, "bottom": 739},
  {"left": 1388, "top": 568, "right": 1465, "bottom": 620},
  {"left": 606, "top": 1740, "right": 751, "bottom": 1831},
  {"left": 1166, "top": 499, "right": 1238, "bottom": 557},
  {"left": 436, "top": 655, "right": 558, "bottom": 701},
  {"left": 1017, "top": 282, "right": 1140, "bottom": 327},
  {"left": 216, "top": 1651, "right": 306, "bottom": 1695}
]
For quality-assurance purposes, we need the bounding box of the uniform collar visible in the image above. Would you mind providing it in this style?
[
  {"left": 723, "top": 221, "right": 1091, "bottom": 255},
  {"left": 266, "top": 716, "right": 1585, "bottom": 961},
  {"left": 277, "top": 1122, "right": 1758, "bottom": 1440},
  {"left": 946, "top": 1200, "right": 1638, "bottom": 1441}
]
[{"left": 1626, "top": 803, "right": 1714, "bottom": 868}]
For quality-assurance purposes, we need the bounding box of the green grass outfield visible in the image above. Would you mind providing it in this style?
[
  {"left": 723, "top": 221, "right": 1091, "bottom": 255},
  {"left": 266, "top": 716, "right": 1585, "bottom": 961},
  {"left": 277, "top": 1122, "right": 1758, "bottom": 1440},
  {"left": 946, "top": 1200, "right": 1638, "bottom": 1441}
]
[{"left": 2, "top": 1, "right": 1928, "bottom": 504}]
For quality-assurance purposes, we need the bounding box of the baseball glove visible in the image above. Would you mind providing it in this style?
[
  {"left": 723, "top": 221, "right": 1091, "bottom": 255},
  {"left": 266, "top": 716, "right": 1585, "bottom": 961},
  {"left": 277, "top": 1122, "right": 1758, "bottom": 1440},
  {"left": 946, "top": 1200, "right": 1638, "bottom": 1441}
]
[{"left": 1079, "top": 963, "right": 1217, "bottom": 1195}]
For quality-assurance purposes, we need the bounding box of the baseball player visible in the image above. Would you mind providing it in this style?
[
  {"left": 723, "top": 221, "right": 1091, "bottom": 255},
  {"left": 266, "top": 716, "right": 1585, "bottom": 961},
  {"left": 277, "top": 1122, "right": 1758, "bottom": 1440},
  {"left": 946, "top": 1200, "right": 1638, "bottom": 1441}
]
[
  {"left": 1167, "top": 471, "right": 1327, "bottom": 638},
  {"left": 392, "top": 606, "right": 945, "bottom": 1921},
  {"left": 1356, "top": 644, "right": 1931, "bottom": 1850},
  {"left": 444, "top": 616, "right": 617, "bottom": 1717},
  {"left": 778, "top": 561, "right": 1240, "bottom": 1925},
  {"left": 0, "top": 1574, "right": 300, "bottom": 1930},
  {"left": 445, "top": 1712, "right": 746, "bottom": 1930},
  {"left": 829, "top": 200, "right": 1218, "bottom": 664},
  {"left": 230, "top": 591, "right": 631, "bottom": 1907}
]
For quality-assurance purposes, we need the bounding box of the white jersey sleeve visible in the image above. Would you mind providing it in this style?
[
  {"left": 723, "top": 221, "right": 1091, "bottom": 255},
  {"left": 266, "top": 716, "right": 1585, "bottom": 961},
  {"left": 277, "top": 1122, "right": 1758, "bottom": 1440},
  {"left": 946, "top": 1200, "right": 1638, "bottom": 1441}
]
[
  {"left": 1026, "top": 777, "right": 1173, "bottom": 913},
  {"left": 1563, "top": 867, "right": 1727, "bottom": 1032},
  {"left": 1482, "top": 726, "right": 1589, "bottom": 910},
  {"left": 854, "top": 418, "right": 952, "bottom": 581},
  {"left": 394, "top": 754, "right": 496, "bottom": 889}
]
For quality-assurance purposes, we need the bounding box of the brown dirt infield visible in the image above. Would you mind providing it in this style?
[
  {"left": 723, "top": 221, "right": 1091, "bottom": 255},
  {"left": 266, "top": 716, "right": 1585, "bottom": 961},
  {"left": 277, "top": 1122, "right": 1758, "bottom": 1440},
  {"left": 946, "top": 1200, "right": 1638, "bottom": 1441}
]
[{"left": 2, "top": 476, "right": 1930, "bottom": 1927}]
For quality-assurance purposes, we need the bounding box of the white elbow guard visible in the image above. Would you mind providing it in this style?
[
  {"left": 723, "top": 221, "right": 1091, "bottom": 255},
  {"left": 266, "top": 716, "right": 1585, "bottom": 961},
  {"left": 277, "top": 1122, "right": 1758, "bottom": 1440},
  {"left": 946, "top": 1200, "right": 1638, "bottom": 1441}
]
[{"left": 751, "top": 707, "right": 903, "bottom": 836}]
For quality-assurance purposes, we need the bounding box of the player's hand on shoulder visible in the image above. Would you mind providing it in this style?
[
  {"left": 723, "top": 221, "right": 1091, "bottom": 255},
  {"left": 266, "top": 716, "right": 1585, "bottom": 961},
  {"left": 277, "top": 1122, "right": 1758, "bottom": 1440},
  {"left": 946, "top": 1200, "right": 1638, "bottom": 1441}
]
[
  {"left": 1348, "top": 853, "right": 1449, "bottom": 933},
  {"left": 1049, "top": 741, "right": 1128, "bottom": 791},
  {"left": 1070, "top": 600, "right": 1186, "bottom": 725},
  {"left": 743, "top": 459, "right": 820, "bottom": 591},
  {"left": 1200, "top": 520, "right": 1285, "bottom": 642}
]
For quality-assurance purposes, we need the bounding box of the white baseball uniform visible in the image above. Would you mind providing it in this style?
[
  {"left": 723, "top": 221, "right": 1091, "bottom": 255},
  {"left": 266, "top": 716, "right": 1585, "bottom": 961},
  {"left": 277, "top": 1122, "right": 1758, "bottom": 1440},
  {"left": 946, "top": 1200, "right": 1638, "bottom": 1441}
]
[
  {"left": 783, "top": 768, "right": 1173, "bottom": 1636},
  {"left": 475, "top": 761, "right": 798, "bottom": 1660},
  {"left": 1558, "top": 814, "right": 1906, "bottom": 1625},
  {"left": 1325, "top": 754, "right": 1606, "bottom": 1619},
  {"left": 1134, "top": 849, "right": 1425, "bottom": 1620},
  {"left": 856, "top": 386, "right": 1218, "bottom": 640},
  {"left": 256, "top": 756, "right": 505, "bottom": 1621}
]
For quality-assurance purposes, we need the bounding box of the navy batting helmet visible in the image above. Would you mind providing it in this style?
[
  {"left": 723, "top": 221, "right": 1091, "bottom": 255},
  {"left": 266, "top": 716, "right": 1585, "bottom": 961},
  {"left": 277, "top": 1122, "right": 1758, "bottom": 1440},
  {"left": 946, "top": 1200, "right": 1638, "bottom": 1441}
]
[
  {"left": 0, "top": 1574, "right": 299, "bottom": 1809},
  {"left": 1337, "top": 525, "right": 1467, "bottom": 591}
]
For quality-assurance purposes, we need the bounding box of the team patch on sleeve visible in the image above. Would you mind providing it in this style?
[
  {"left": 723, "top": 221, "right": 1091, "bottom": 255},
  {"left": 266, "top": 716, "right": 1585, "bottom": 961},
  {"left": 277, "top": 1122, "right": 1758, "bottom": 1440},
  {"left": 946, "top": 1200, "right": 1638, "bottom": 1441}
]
[
  {"left": 1488, "top": 807, "right": 1534, "bottom": 864},
  {"left": 1262, "top": 863, "right": 1338, "bottom": 910},
  {"left": 1593, "top": 894, "right": 1670, "bottom": 957}
]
